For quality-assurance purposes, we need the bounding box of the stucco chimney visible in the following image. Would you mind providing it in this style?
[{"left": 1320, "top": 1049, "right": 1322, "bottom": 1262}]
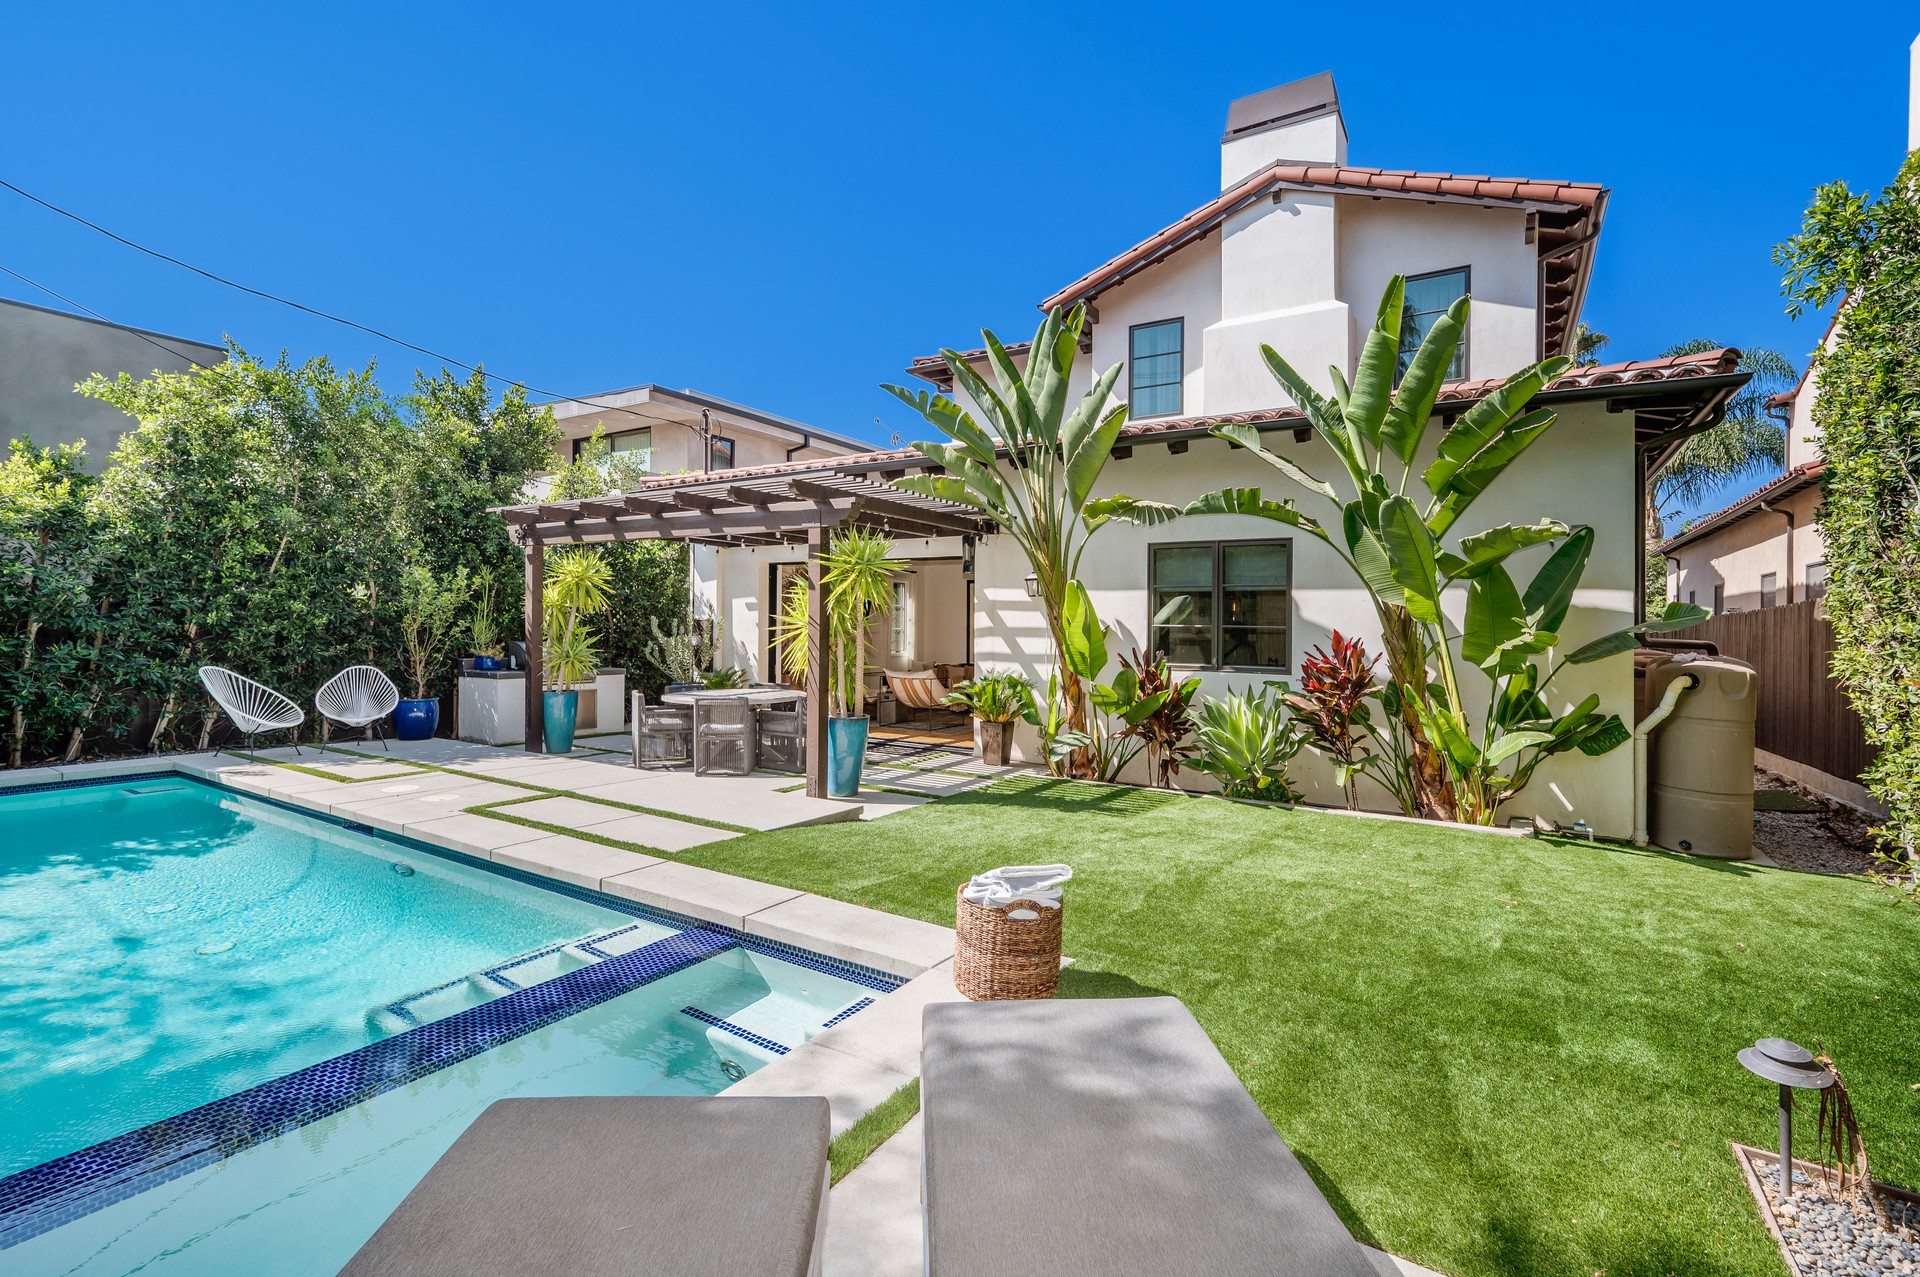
[
  {"left": 1220, "top": 72, "right": 1346, "bottom": 190},
  {"left": 1910, "top": 32, "right": 1919, "bottom": 152}
]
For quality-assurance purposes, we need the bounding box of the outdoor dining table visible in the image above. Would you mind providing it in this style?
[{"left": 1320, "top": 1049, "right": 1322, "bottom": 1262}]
[{"left": 663, "top": 688, "right": 804, "bottom": 776}]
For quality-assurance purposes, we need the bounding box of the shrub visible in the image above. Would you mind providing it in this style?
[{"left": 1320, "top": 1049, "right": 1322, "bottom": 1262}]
[
  {"left": 946, "top": 672, "right": 1036, "bottom": 723},
  {"left": 1186, "top": 687, "right": 1304, "bottom": 802}
]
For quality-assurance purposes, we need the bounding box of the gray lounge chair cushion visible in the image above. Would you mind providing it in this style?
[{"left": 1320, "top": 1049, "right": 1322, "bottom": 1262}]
[
  {"left": 342, "top": 1095, "right": 829, "bottom": 1277},
  {"left": 921, "top": 997, "right": 1375, "bottom": 1276}
]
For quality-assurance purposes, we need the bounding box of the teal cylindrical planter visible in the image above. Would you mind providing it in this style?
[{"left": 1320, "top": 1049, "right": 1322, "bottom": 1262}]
[
  {"left": 542, "top": 690, "right": 578, "bottom": 754},
  {"left": 826, "top": 716, "right": 868, "bottom": 797}
]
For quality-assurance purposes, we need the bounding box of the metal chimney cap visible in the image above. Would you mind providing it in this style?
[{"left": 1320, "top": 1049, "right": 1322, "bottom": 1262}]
[{"left": 1738, "top": 1038, "right": 1835, "bottom": 1089}]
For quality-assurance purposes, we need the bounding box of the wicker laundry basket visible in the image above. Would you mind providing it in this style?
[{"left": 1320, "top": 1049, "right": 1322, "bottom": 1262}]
[{"left": 953, "top": 885, "right": 1063, "bottom": 1000}]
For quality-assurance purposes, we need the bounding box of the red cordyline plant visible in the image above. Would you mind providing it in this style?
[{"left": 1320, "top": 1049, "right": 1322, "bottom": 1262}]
[{"left": 1282, "top": 632, "right": 1406, "bottom": 811}]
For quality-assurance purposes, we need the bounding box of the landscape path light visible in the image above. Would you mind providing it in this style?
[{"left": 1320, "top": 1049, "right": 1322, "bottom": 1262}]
[{"left": 1736, "top": 1036, "right": 1835, "bottom": 1203}]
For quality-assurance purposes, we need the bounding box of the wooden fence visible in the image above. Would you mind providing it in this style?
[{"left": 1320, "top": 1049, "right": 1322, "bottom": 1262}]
[{"left": 1674, "top": 600, "right": 1874, "bottom": 784}]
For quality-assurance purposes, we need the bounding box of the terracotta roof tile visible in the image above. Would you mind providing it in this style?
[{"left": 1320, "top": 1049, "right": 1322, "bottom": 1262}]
[{"left": 1659, "top": 460, "right": 1825, "bottom": 553}]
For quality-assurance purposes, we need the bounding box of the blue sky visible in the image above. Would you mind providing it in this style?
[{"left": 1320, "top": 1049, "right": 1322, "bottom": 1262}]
[{"left": 4, "top": 3, "right": 1914, "bottom": 519}]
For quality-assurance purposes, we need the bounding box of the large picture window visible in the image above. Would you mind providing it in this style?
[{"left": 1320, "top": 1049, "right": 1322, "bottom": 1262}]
[
  {"left": 572, "top": 425, "right": 652, "bottom": 462},
  {"left": 1397, "top": 268, "right": 1469, "bottom": 381},
  {"left": 1129, "top": 319, "right": 1184, "bottom": 418},
  {"left": 1148, "top": 540, "right": 1291, "bottom": 671}
]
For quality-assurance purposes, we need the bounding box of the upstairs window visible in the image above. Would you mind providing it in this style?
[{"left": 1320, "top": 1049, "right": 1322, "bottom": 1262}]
[
  {"left": 707, "top": 435, "right": 735, "bottom": 471},
  {"left": 1760, "top": 572, "right": 1778, "bottom": 609},
  {"left": 1806, "top": 561, "right": 1829, "bottom": 601},
  {"left": 1398, "top": 268, "right": 1469, "bottom": 381},
  {"left": 572, "top": 425, "right": 652, "bottom": 463},
  {"left": 1130, "top": 319, "right": 1184, "bottom": 418}
]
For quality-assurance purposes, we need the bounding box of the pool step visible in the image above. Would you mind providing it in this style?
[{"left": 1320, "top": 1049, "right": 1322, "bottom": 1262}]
[
  {"left": 369, "top": 924, "right": 660, "bottom": 1033},
  {"left": 682, "top": 991, "right": 876, "bottom": 1069}
]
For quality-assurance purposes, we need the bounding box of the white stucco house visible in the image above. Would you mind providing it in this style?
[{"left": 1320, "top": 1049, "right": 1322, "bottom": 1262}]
[{"left": 505, "top": 72, "right": 1749, "bottom": 838}]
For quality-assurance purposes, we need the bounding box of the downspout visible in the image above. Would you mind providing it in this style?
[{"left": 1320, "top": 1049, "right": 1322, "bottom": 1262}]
[
  {"left": 1633, "top": 671, "right": 1698, "bottom": 846},
  {"left": 1758, "top": 500, "right": 1796, "bottom": 605},
  {"left": 785, "top": 430, "right": 813, "bottom": 462}
]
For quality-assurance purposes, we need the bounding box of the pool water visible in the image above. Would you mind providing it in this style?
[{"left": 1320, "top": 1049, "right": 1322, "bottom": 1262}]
[{"left": 0, "top": 775, "right": 890, "bottom": 1273}]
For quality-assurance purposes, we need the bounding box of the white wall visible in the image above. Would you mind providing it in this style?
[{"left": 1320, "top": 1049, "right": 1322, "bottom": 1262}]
[
  {"left": 969, "top": 398, "right": 1640, "bottom": 834},
  {"left": 1220, "top": 112, "right": 1346, "bottom": 187},
  {"left": 1339, "top": 201, "right": 1538, "bottom": 380},
  {"left": 1087, "top": 243, "right": 1219, "bottom": 420},
  {"left": 1667, "top": 485, "right": 1825, "bottom": 614}
]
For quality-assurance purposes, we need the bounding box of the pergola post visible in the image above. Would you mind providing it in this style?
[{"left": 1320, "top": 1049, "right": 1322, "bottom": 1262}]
[
  {"left": 523, "top": 538, "right": 544, "bottom": 753},
  {"left": 805, "top": 525, "right": 829, "bottom": 799}
]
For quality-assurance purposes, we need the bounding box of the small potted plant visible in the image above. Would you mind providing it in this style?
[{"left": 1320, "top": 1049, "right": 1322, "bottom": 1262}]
[
  {"left": 701, "top": 666, "right": 747, "bottom": 689},
  {"left": 396, "top": 562, "right": 472, "bottom": 741},
  {"left": 945, "top": 672, "right": 1035, "bottom": 766},
  {"left": 541, "top": 549, "right": 612, "bottom": 754},
  {"left": 468, "top": 575, "right": 505, "bottom": 672}
]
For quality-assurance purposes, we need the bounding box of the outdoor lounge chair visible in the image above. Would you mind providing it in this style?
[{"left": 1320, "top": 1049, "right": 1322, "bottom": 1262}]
[
  {"left": 198, "top": 665, "right": 306, "bottom": 755},
  {"left": 631, "top": 690, "right": 692, "bottom": 766},
  {"left": 341, "top": 1096, "right": 830, "bottom": 1277},
  {"left": 885, "top": 668, "right": 950, "bottom": 728},
  {"left": 314, "top": 665, "right": 400, "bottom": 750},
  {"left": 921, "top": 996, "right": 1377, "bottom": 1276}
]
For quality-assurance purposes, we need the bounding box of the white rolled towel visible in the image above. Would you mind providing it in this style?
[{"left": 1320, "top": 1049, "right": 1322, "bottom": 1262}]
[{"left": 961, "top": 864, "right": 1072, "bottom": 911}]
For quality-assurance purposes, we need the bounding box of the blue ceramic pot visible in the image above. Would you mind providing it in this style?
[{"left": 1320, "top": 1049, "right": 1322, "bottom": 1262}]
[
  {"left": 826, "top": 716, "right": 868, "bottom": 798},
  {"left": 543, "top": 690, "right": 578, "bottom": 754},
  {"left": 472, "top": 654, "right": 501, "bottom": 672},
  {"left": 393, "top": 698, "right": 438, "bottom": 741}
]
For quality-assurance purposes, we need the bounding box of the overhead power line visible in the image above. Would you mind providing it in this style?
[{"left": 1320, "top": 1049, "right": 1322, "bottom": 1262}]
[
  {"left": 0, "top": 176, "right": 660, "bottom": 427},
  {"left": 0, "top": 262, "right": 213, "bottom": 369}
]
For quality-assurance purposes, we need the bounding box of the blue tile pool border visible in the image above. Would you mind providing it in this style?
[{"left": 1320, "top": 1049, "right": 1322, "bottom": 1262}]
[
  {"left": 0, "top": 768, "right": 907, "bottom": 1248},
  {"left": 680, "top": 1006, "right": 791, "bottom": 1057}
]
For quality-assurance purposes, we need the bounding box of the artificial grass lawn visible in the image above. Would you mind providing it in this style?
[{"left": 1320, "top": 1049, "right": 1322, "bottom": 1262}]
[
  {"left": 673, "top": 776, "right": 1920, "bottom": 1277},
  {"left": 829, "top": 1079, "right": 920, "bottom": 1186}
]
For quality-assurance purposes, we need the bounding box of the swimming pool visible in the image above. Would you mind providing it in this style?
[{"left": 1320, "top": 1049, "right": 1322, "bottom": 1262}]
[{"left": 0, "top": 774, "right": 894, "bottom": 1272}]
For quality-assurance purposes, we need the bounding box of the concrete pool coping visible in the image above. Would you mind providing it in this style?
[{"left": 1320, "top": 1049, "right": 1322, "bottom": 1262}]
[{"left": 22, "top": 751, "right": 957, "bottom": 1141}]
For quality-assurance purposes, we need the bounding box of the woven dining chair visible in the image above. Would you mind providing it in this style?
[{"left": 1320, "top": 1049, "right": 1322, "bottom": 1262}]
[
  {"left": 314, "top": 665, "right": 401, "bottom": 750},
  {"left": 693, "top": 697, "right": 756, "bottom": 776},
  {"left": 755, "top": 696, "right": 806, "bottom": 773},
  {"left": 631, "top": 691, "right": 693, "bottom": 768},
  {"left": 199, "top": 666, "right": 307, "bottom": 756}
]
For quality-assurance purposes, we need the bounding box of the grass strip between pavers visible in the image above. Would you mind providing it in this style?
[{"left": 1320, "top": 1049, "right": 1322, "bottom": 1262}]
[
  {"left": 828, "top": 1078, "right": 919, "bottom": 1186},
  {"left": 244, "top": 754, "right": 433, "bottom": 786},
  {"left": 462, "top": 799, "right": 668, "bottom": 858},
  {"left": 312, "top": 744, "right": 753, "bottom": 834}
]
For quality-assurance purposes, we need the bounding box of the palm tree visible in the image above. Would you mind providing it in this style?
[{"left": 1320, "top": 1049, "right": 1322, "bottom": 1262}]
[
  {"left": 1646, "top": 341, "right": 1798, "bottom": 539},
  {"left": 1573, "top": 322, "right": 1611, "bottom": 367}
]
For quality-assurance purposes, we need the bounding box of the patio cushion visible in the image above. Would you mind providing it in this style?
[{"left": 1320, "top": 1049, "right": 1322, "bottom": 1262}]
[
  {"left": 341, "top": 1096, "right": 829, "bottom": 1277},
  {"left": 886, "top": 669, "right": 948, "bottom": 710},
  {"left": 921, "top": 997, "right": 1375, "bottom": 1276}
]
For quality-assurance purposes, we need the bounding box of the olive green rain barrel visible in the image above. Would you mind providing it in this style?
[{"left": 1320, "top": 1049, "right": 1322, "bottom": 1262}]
[{"left": 1648, "top": 655, "right": 1758, "bottom": 859}]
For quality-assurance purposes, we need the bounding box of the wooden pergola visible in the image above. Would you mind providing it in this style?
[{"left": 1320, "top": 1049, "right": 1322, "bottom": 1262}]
[{"left": 494, "top": 456, "right": 993, "bottom": 798}]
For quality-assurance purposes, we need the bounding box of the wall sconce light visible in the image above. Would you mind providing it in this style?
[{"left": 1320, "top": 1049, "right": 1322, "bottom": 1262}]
[
  {"left": 1024, "top": 573, "right": 1040, "bottom": 598},
  {"left": 962, "top": 535, "right": 975, "bottom": 575}
]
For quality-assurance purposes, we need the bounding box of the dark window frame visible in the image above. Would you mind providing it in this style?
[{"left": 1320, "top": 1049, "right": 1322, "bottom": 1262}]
[
  {"left": 572, "top": 425, "right": 653, "bottom": 460},
  {"left": 1147, "top": 537, "right": 1292, "bottom": 673},
  {"left": 1128, "top": 318, "right": 1185, "bottom": 419},
  {"left": 1760, "top": 571, "right": 1778, "bottom": 610},
  {"left": 1399, "top": 266, "right": 1470, "bottom": 382},
  {"left": 707, "top": 435, "right": 736, "bottom": 472}
]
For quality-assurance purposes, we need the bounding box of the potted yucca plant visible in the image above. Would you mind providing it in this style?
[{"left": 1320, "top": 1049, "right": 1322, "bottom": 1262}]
[
  {"left": 468, "top": 574, "right": 505, "bottom": 671},
  {"left": 541, "top": 549, "right": 611, "bottom": 753},
  {"left": 771, "top": 526, "right": 903, "bottom": 795},
  {"left": 396, "top": 562, "right": 472, "bottom": 740}
]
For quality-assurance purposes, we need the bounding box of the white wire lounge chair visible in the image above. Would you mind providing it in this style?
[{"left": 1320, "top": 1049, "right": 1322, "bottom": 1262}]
[
  {"left": 315, "top": 665, "right": 401, "bottom": 750},
  {"left": 198, "top": 665, "right": 307, "bottom": 756}
]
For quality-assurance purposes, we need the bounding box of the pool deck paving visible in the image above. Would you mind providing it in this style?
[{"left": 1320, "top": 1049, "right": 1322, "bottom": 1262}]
[{"left": 18, "top": 744, "right": 1444, "bottom": 1275}]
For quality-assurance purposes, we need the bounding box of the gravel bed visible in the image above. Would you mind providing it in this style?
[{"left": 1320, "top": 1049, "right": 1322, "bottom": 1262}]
[
  {"left": 1753, "top": 768, "right": 1887, "bottom": 877},
  {"left": 1760, "top": 1164, "right": 1920, "bottom": 1275}
]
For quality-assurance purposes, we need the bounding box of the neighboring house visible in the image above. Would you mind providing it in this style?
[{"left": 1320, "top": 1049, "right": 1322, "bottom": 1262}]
[
  {"left": 509, "top": 72, "right": 1748, "bottom": 838},
  {"left": 539, "top": 383, "right": 871, "bottom": 479},
  {"left": 0, "top": 296, "right": 226, "bottom": 473},
  {"left": 1661, "top": 316, "right": 1836, "bottom": 613}
]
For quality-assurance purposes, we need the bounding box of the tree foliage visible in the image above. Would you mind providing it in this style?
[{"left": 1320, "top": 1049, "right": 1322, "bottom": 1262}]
[
  {"left": 1, "top": 349, "right": 561, "bottom": 764},
  {"left": 1646, "top": 341, "right": 1797, "bottom": 539},
  {"left": 1775, "top": 150, "right": 1920, "bottom": 877}
]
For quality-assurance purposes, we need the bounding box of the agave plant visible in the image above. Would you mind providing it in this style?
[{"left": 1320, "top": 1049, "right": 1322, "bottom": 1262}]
[{"left": 1186, "top": 687, "right": 1304, "bottom": 803}]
